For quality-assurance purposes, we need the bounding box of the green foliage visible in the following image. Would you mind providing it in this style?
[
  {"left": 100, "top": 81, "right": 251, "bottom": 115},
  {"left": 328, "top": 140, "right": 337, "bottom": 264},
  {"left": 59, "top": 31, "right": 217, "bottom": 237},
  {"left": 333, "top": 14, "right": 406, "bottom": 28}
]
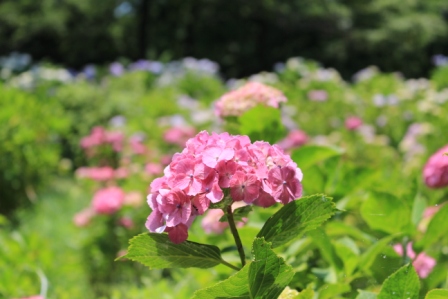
[
  {"left": 291, "top": 145, "right": 344, "bottom": 170},
  {"left": 377, "top": 264, "right": 420, "bottom": 299},
  {"left": 124, "top": 233, "right": 224, "bottom": 269},
  {"left": 0, "top": 83, "right": 69, "bottom": 216},
  {"left": 192, "top": 238, "right": 294, "bottom": 299},
  {"left": 425, "top": 289, "right": 448, "bottom": 299},
  {"left": 417, "top": 204, "right": 448, "bottom": 249},
  {"left": 238, "top": 106, "right": 286, "bottom": 144},
  {"left": 257, "top": 194, "right": 337, "bottom": 248}
]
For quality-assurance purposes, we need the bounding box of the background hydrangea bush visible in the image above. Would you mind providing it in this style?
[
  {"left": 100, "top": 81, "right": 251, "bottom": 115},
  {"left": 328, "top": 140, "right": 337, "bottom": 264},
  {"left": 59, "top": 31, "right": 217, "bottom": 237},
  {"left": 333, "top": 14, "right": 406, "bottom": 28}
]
[{"left": 1, "top": 55, "right": 448, "bottom": 298}]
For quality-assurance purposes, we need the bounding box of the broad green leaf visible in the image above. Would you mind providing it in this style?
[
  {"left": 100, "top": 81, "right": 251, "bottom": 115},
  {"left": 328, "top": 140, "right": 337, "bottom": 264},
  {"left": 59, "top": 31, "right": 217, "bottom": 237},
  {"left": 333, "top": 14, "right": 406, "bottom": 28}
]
[
  {"left": 291, "top": 145, "right": 343, "bottom": 169},
  {"left": 418, "top": 204, "right": 448, "bottom": 248},
  {"left": 425, "top": 289, "right": 448, "bottom": 299},
  {"left": 220, "top": 206, "right": 253, "bottom": 222},
  {"left": 191, "top": 238, "right": 295, "bottom": 299},
  {"left": 249, "top": 238, "right": 295, "bottom": 299},
  {"left": 360, "top": 192, "right": 410, "bottom": 234},
  {"left": 326, "top": 221, "right": 375, "bottom": 244},
  {"left": 257, "top": 194, "right": 337, "bottom": 248},
  {"left": 333, "top": 237, "right": 359, "bottom": 276},
  {"left": 308, "top": 228, "right": 343, "bottom": 271},
  {"left": 359, "top": 234, "right": 401, "bottom": 273},
  {"left": 124, "top": 233, "right": 223, "bottom": 269},
  {"left": 191, "top": 264, "right": 251, "bottom": 299},
  {"left": 356, "top": 290, "right": 377, "bottom": 299},
  {"left": 318, "top": 283, "right": 350, "bottom": 299},
  {"left": 238, "top": 106, "right": 286, "bottom": 144},
  {"left": 377, "top": 264, "right": 419, "bottom": 299}
]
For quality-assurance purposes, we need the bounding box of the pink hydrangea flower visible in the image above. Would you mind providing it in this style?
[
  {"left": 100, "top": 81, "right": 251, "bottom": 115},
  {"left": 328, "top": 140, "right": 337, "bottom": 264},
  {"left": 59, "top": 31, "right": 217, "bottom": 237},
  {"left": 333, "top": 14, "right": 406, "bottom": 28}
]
[
  {"left": 201, "top": 202, "right": 248, "bottom": 234},
  {"left": 345, "top": 117, "right": 363, "bottom": 130},
  {"left": 145, "top": 131, "right": 303, "bottom": 243},
  {"left": 75, "top": 166, "right": 115, "bottom": 181},
  {"left": 393, "top": 243, "right": 436, "bottom": 278},
  {"left": 214, "top": 82, "right": 287, "bottom": 117},
  {"left": 423, "top": 145, "right": 448, "bottom": 188},
  {"left": 73, "top": 208, "right": 95, "bottom": 227},
  {"left": 307, "top": 90, "right": 328, "bottom": 102},
  {"left": 92, "top": 186, "right": 125, "bottom": 214},
  {"left": 145, "top": 163, "right": 163, "bottom": 175},
  {"left": 119, "top": 217, "right": 134, "bottom": 229},
  {"left": 80, "top": 127, "right": 124, "bottom": 152},
  {"left": 164, "top": 126, "right": 197, "bottom": 147},
  {"left": 14, "top": 296, "right": 45, "bottom": 299},
  {"left": 277, "top": 130, "right": 308, "bottom": 151}
]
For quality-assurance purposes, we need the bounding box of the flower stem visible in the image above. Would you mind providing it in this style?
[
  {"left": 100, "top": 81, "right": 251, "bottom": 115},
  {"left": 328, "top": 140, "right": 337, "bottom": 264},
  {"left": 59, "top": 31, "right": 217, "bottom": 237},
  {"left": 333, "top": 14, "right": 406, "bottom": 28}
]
[
  {"left": 226, "top": 205, "right": 246, "bottom": 267},
  {"left": 220, "top": 259, "right": 241, "bottom": 271}
]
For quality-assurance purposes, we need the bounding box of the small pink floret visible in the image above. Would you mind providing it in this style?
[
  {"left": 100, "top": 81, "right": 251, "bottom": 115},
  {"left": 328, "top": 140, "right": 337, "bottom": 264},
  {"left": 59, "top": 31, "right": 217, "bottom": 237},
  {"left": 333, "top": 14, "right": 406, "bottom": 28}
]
[
  {"left": 345, "top": 117, "right": 363, "bottom": 130},
  {"left": 92, "top": 186, "right": 125, "bottom": 214},
  {"left": 423, "top": 145, "right": 448, "bottom": 188}
]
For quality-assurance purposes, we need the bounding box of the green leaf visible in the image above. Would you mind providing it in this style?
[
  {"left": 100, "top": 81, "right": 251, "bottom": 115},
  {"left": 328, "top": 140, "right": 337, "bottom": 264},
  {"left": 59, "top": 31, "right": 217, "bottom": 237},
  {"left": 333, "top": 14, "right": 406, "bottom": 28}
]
[
  {"left": 356, "top": 290, "right": 377, "bottom": 299},
  {"left": 210, "top": 196, "right": 234, "bottom": 209},
  {"left": 308, "top": 228, "right": 344, "bottom": 271},
  {"left": 318, "top": 283, "right": 350, "bottom": 299},
  {"left": 297, "top": 287, "right": 314, "bottom": 299},
  {"left": 191, "top": 264, "right": 251, "bottom": 299},
  {"left": 425, "top": 289, "right": 448, "bottom": 299},
  {"left": 257, "top": 194, "right": 337, "bottom": 248},
  {"left": 220, "top": 206, "right": 253, "bottom": 222},
  {"left": 191, "top": 238, "right": 295, "bottom": 299},
  {"left": 124, "top": 233, "right": 224, "bottom": 269},
  {"left": 411, "top": 194, "right": 426, "bottom": 226},
  {"left": 377, "top": 264, "right": 420, "bottom": 299},
  {"left": 249, "top": 238, "right": 295, "bottom": 299},
  {"left": 238, "top": 105, "right": 286, "bottom": 144},
  {"left": 418, "top": 204, "right": 448, "bottom": 248},
  {"left": 360, "top": 192, "right": 411, "bottom": 234},
  {"left": 291, "top": 145, "right": 343, "bottom": 169},
  {"left": 359, "top": 234, "right": 401, "bottom": 273}
]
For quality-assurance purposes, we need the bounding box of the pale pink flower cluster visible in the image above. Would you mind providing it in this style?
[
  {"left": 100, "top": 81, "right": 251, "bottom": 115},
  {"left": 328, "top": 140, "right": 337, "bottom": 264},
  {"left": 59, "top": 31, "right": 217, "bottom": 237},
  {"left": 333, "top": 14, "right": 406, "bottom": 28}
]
[
  {"left": 14, "top": 296, "right": 44, "bottom": 299},
  {"left": 393, "top": 243, "right": 436, "bottom": 278},
  {"left": 277, "top": 129, "right": 308, "bottom": 151},
  {"left": 163, "top": 126, "right": 197, "bottom": 147},
  {"left": 423, "top": 145, "right": 448, "bottom": 188},
  {"left": 307, "top": 90, "right": 328, "bottom": 102},
  {"left": 146, "top": 131, "right": 303, "bottom": 243},
  {"left": 75, "top": 166, "right": 129, "bottom": 181},
  {"left": 214, "top": 82, "right": 287, "bottom": 117},
  {"left": 80, "top": 126, "right": 124, "bottom": 152},
  {"left": 345, "top": 116, "right": 363, "bottom": 130}
]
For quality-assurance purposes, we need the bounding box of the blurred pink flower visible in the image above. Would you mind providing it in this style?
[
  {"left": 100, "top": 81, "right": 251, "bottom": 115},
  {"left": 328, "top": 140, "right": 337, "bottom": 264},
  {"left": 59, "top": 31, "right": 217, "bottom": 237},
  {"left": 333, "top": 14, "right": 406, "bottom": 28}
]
[
  {"left": 80, "top": 126, "right": 106, "bottom": 149},
  {"left": 423, "top": 145, "right": 448, "bottom": 188},
  {"left": 114, "top": 167, "right": 129, "bottom": 179},
  {"left": 73, "top": 208, "right": 95, "bottom": 227},
  {"left": 119, "top": 217, "right": 134, "bottom": 229},
  {"left": 215, "top": 82, "right": 287, "bottom": 117},
  {"left": 345, "top": 116, "right": 363, "bottom": 130},
  {"left": 130, "top": 137, "right": 147, "bottom": 155},
  {"left": 92, "top": 186, "right": 125, "bottom": 214},
  {"left": 307, "top": 90, "right": 328, "bottom": 102},
  {"left": 105, "top": 131, "right": 124, "bottom": 152},
  {"left": 145, "top": 163, "right": 163, "bottom": 175},
  {"left": 277, "top": 130, "right": 308, "bottom": 151},
  {"left": 123, "top": 191, "right": 144, "bottom": 207},
  {"left": 201, "top": 202, "right": 247, "bottom": 234},
  {"left": 14, "top": 296, "right": 44, "bottom": 299},
  {"left": 393, "top": 242, "right": 436, "bottom": 278},
  {"left": 164, "top": 126, "right": 197, "bottom": 147},
  {"left": 75, "top": 166, "right": 115, "bottom": 181}
]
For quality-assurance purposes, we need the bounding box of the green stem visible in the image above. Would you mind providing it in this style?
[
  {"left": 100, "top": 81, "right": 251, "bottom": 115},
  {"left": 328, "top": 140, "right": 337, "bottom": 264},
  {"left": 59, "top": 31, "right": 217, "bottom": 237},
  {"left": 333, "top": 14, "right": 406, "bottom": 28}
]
[
  {"left": 226, "top": 205, "right": 246, "bottom": 267},
  {"left": 220, "top": 259, "right": 241, "bottom": 271}
]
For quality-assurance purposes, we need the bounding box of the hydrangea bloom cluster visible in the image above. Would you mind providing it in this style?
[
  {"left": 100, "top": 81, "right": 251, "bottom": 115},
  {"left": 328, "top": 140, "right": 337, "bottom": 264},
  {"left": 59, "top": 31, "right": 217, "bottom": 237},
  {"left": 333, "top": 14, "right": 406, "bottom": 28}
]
[
  {"left": 214, "top": 82, "right": 287, "bottom": 117},
  {"left": 146, "top": 131, "right": 303, "bottom": 243},
  {"left": 423, "top": 144, "right": 448, "bottom": 188},
  {"left": 393, "top": 243, "right": 436, "bottom": 278}
]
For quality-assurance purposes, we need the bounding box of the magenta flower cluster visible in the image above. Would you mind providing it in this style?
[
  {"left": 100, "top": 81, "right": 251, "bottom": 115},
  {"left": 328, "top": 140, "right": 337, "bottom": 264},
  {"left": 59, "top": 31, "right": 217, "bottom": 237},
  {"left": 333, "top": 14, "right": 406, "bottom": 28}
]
[
  {"left": 146, "top": 131, "right": 303, "bottom": 243},
  {"left": 423, "top": 144, "right": 448, "bottom": 188}
]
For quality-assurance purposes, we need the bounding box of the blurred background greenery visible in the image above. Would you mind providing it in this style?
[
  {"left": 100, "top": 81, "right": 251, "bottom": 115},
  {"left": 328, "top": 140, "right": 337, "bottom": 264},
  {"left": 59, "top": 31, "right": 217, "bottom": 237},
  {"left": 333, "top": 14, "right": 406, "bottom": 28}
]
[{"left": 1, "top": 0, "right": 448, "bottom": 78}]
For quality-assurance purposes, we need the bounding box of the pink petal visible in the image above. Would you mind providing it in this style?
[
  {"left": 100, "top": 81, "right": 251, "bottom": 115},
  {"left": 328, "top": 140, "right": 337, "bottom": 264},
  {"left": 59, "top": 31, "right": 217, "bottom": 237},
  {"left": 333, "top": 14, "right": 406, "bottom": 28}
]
[{"left": 168, "top": 224, "right": 189, "bottom": 244}]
